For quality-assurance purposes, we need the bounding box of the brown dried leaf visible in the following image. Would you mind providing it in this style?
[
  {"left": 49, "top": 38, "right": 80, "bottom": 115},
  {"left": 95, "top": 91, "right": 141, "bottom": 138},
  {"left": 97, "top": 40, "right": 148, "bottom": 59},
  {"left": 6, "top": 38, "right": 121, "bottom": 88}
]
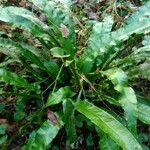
[
  {"left": 78, "top": 0, "right": 85, "bottom": 4},
  {"left": 88, "top": 12, "right": 97, "bottom": 20},
  {"left": 0, "top": 118, "right": 8, "bottom": 124},
  {"left": 59, "top": 24, "right": 69, "bottom": 38},
  {"left": 5, "top": 96, "right": 15, "bottom": 102},
  {"left": 19, "top": 0, "right": 27, "bottom": 7},
  {"left": 47, "top": 109, "right": 59, "bottom": 125}
]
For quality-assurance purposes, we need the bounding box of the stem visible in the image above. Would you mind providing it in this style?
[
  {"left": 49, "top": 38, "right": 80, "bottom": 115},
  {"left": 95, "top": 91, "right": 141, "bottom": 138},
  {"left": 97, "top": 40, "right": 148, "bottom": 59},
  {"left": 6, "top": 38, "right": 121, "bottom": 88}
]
[
  {"left": 69, "top": 62, "right": 81, "bottom": 88},
  {"left": 101, "top": 43, "right": 132, "bottom": 70},
  {"left": 101, "top": 50, "right": 121, "bottom": 70},
  {"left": 53, "top": 63, "right": 64, "bottom": 92},
  {"left": 102, "top": 35, "right": 143, "bottom": 70},
  {"left": 42, "top": 63, "right": 64, "bottom": 96},
  {"left": 76, "top": 88, "right": 83, "bottom": 101}
]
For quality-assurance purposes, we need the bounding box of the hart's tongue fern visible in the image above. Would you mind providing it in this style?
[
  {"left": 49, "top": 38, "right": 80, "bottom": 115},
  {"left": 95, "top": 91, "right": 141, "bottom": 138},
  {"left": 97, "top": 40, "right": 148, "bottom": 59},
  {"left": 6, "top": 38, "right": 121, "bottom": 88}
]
[{"left": 0, "top": 1, "right": 150, "bottom": 149}]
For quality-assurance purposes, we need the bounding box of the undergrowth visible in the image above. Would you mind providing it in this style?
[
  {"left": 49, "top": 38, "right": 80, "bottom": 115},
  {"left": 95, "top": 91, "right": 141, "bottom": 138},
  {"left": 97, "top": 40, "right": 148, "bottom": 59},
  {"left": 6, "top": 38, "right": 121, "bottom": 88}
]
[{"left": 0, "top": 0, "right": 150, "bottom": 150}]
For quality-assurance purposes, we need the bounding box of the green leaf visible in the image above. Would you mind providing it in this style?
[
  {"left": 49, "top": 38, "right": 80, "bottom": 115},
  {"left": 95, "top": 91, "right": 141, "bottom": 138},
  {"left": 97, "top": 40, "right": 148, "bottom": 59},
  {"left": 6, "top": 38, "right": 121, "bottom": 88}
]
[
  {"left": 43, "top": 60, "right": 60, "bottom": 79},
  {"left": 14, "top": 44, "right": 60, "bottom": 79},
  {"left": 102, "top": 68, "right": 128, "bottom": 92},
  {"left": 127, "top": 58, "right": 150, "bottom": 80},
  {"left": 119, "top": 87, "right": 138, "bottom": 136},
  {"left": 112, "top": 2, "right": 150, "bottom": 42},
  {"left": 29, "top": 0, "right": 76, "bottom": 56},
  {"left": 0, "top": 37, "right": 60, "bottom": 79},
  {"left": 46, "top": 87, "right": 74, "bottom": 107},
  {"left": 23, "top": 118, "right": 63, "bottom": 150},
  {"left": 32, "top": 0, "right": 72, "bottom": 27},
  {"left": 19, "top": 56, "right": 43, "bottom": 81},
  {"left": 86, "top": 133, "right": 94, "bottom": 147},
  {"left": 50, "top": 47, "right": 70, "bottom": 58},
  {"left": 0, "top": 6, "right": 48, "bottom": 38},
  {"left": 139, "top": 60, "right": 150, "bottom": 80},
  {"left": 115, "top": 36, "right": 150, "bottom": 79},
  {"left": 14, "top": 97, "right": 27, "bottom": 121},
  {"left": 98, "top": 129, "right": 120, "bottom": 150},
  {"left": 19, "top": 46, "right": 46, "bottom": 71},
  {"left": 142, "top": 35, "right": 150, "bottom": 46},
  {"left": 77, "top": 55, "right": 95, "bottom": 74},
  {"left": 138, "top": 101, "right": 150, "bottom": 125},
  {"left": 0, "top": 37, "right": 42, "bottom": 67},
  {"left": 103, "top": 68, "right": 137, "bottom": 136},
  {"left": 88, "top": 16, "right": 114, "bottom": 58},
  {"left": 75, "top": 101, "right": 142, "bottom": 150},
  {"left": 63, "top": 99, "right": 76, "bottom": 144},
  {"left": 0, "top": 135, "right": 7, "bottom": 145},
  {"left": 0, "top": 124, "right": 7, "bottom": 135},
  {"left": 0, "top": 103, "right": 5, "bottom": 113},
  {"left": 106, "top": 36, "right": 150, "bottom": 70},
  {"left": 0, "top": 68, "right": 40, "bottom": 91},
  {"left": 0, "top": 37, "right": 19, "bottom": 57},
  {"left": 78, "top": 16, "right": 113, "bottom": 73},
  {"left": 78, "top": 2, "right": 150, "bottom": 73}
]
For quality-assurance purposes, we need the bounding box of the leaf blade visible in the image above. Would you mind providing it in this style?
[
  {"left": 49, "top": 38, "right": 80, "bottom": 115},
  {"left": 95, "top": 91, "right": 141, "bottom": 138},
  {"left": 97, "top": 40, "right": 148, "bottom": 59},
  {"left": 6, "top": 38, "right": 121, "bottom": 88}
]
[
  {"left": 138, "top": 101, "right": 150, "bottom": 125},
  {"left": 103, "top": 68, "right": 138, "bottom": 136},
  {"left": 63, "top": 99, "right": 76, "bottom": 144},
  {"left": 46, "top": 87, "right": 74, "bottom": 107},
  {"left": 0, "top": 68, "right": 39, "bottom": 91},
  {"left": 23, "top": 118, "right": 63, "bottom": 150},
  {"left": 75, "top": 101, "right": 142, "bottom": 150}
]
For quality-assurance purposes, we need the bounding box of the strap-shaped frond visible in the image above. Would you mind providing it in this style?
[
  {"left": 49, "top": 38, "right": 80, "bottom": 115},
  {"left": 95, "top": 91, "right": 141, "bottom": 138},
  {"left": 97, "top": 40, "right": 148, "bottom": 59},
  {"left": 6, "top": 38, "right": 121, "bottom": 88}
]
[
  {"left": 29, "top": 0, "right": 76, "bottom": 56},
  {"left": 0, "top": 6, "right": 48, "bottom": 38},
  {"left": 78, "top": 2, "right": 150, "bottom": 73},
  {"left": 0, "top": 37, "right": 60, "bottom": 78},
  {"left": 75, "top": 101, "right": 142, "bottom": 150},
  {"left": 103, "top": 68, "right": 138, "bottom": 136}
]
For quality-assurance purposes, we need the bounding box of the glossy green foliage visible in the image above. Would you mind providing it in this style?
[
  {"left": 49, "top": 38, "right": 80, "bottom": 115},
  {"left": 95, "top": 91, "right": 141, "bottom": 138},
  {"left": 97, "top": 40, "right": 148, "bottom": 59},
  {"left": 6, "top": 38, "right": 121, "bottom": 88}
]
[
  {"left": 119, "top": 87, "right": 138, "bottom": 136},
  {"left": 78, "top": 2, "right": 150, "bottom": 73},
  {"left": 63, "top": 99, "right": 77, "bottom": 144},
  {"left": 98, "top": 130, "right": 120, "bottom": 150},
  {"left": 29, "top": 0, "right": 76, "bottom": 56},
  {"left": 77, "top": 16, "right": 114, "bottom": 73},
  {"left": 50, "top": 47, "right": 70, "bottom": 58},
  {"left": 22, "top": 119, "right": 63, "bottom": 150},
  {"left": 0, "top": 37, "right": 60, "bottom": 79},
  {"left": 102, "top": 68, "right": 128, "bottom": 92},
  {"left": 138, "top": 101, "right": 150, "bottom": 125},
  {"left": 46, "top": 87, "right": 74, "bottom": 107},
  {"left": 0, "top": 6, "right": 48, "bottom": 38},
  {"left": 0, "top": 0, "right": 150, "bottom": 149},
  {"left": 0, "top": 135, "right": 7, "bottom": 145},
  {"left": 0, "top": 124, "right": 7, "bottom": 145},
  {"left": 0, "top": 68, "right": 40, "bottom": 91},
  {"left": 14, "top": 96, "right": 27, "bottom": 121},
  {"left": 0, "top": 124, "right": 7, "bottom": 135},
  {"left": 75, "top": 101, "right": 142, "bottom": 150},
  {"left": 0, "top": 103, "right": 5, "bottom": 113},
  {"left": 103, "top": 68, "right": 138, "bottom": 135},
  {"left": 110, "top": 35, "right": 150, "bottom": 81}
]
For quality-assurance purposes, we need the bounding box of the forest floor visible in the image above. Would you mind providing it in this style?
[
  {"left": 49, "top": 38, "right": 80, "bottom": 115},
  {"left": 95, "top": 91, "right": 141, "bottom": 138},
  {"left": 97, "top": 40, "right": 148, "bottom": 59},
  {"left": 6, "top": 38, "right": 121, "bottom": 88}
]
[{"left": 0, "top": 0, "right": 150, "bottom": 150}]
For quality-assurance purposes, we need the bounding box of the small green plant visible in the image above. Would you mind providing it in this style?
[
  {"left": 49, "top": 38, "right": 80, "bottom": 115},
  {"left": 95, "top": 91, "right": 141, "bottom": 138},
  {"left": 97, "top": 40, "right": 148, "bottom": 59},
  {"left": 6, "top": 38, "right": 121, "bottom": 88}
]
[{"left": 0, "top": 0, "right": 150, "bottom": 149}]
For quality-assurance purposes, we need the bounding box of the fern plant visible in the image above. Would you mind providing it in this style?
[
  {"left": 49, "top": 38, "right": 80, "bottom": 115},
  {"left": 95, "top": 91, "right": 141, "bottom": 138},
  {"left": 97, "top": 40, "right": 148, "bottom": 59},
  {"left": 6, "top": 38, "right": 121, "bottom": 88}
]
[{"left": 0, "top": 0, "right": 150, "bottom": 149}]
